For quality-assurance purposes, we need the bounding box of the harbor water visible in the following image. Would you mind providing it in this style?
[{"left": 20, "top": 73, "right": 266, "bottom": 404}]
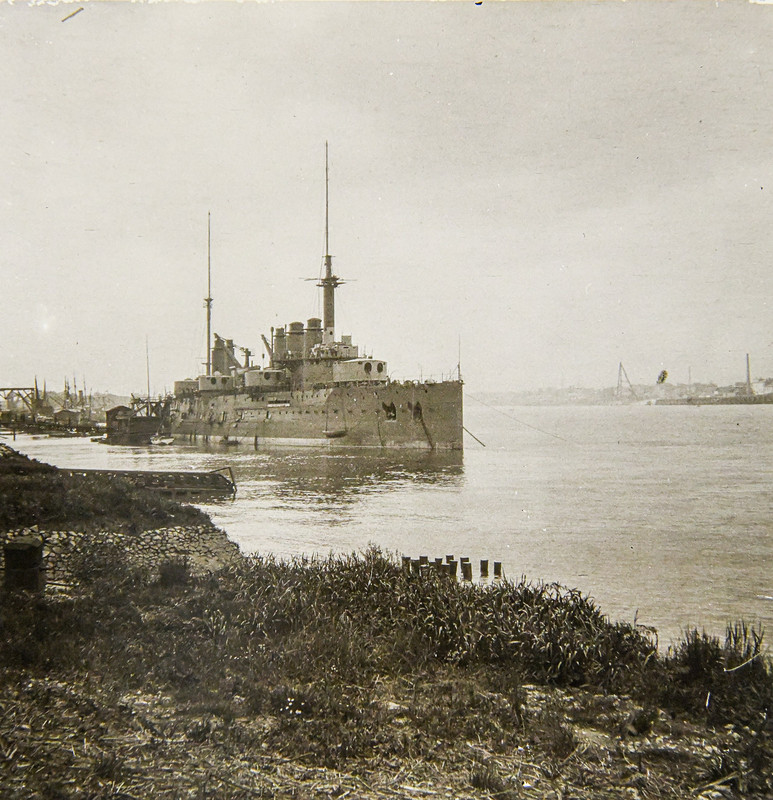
[{"left": 8, "top": 401, "right": 772, "bottom": 649}]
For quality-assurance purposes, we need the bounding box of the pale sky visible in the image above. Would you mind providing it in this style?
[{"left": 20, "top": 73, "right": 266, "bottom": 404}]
[{"left": 2, "top": 0, "right": 772, "bottom": 395}]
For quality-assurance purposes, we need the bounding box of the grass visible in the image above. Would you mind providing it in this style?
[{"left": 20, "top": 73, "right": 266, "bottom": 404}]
[{"left": 1, "top": 549, "right": 770, "bottom": 787}]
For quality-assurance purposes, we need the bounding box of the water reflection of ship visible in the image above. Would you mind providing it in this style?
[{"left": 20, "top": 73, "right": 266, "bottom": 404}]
[{"left": 203, "top": 448, "right": 464, "bottom": 507}]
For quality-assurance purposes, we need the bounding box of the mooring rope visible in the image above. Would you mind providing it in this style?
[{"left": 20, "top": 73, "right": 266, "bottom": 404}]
[
  {"left": 462, "top": 426, "right": 486, "bottom": 447},
  {"left": 466, "top": 393, "right": 578, "bottom": 445}
]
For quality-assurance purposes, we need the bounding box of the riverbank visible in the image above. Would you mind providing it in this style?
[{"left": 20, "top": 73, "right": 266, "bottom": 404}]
[{"left": 0, "top": 446, "right": 770, "bottom": 798}]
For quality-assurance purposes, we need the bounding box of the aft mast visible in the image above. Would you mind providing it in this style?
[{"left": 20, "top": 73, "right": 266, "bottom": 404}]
[
  {"left": 205, "top": 212, "right": 213, "bottom": 376},
  {"left": 319, "top": 143, "right": 343, "bottom": 344}
]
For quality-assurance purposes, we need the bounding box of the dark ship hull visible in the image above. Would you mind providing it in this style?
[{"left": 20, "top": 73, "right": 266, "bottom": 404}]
[{"left": 171, "top": 379, "right": 463, "bottom": 450}]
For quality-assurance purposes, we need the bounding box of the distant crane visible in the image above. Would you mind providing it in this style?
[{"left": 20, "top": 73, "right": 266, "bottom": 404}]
[{"left": 615, "top": 362, "right": 639, "bottom": 401}]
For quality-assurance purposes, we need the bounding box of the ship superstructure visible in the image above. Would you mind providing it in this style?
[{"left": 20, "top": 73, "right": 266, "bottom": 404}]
[{"left": 169, "top": 150, "right": 463, "bottom": 450}]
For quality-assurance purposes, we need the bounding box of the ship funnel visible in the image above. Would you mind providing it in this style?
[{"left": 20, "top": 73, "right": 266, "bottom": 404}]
[
  {"left": 305, "top": 318, "right": 322, "bottom": 355},
  {"left": 287, "top": 322, "right": 304, "bottom": 358},
  {"left": 274, "top": 327, "right": 287, "bottom": 359}
]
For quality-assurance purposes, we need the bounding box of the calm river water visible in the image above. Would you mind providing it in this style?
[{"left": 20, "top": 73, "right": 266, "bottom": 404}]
[{"left": 9, "top": 401, "right": 773, "bottom": 648}]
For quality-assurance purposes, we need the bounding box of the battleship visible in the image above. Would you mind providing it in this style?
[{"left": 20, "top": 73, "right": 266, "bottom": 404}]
[{"left": 169, "top": 153, "right": 463, "bottom": 450}]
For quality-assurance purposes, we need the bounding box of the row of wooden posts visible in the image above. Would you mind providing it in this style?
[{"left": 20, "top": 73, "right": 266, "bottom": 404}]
[{"left": 402, "top": 554, "right": 503, "bottom": 581}]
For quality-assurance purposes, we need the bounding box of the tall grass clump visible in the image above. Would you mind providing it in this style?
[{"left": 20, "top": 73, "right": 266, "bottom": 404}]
[
  {"left": 219, "top": 547, "right": 657, "bottom": 693},
  {"left": 660, "top": 622, "right": 772, "bottom": 724},
  {"left": 286, "top": 548, "right": 656, "bottom": 689},
  {"left": 652, "top": 622, "right": 773, "bottom": 795}
]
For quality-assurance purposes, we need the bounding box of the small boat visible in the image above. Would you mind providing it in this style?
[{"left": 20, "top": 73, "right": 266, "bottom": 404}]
[
  {"left": 150, "top": 434, "right": 175, "bottom": 446},
  {"left": 105, "top": 398, "right": 170, "bottom": 445}
]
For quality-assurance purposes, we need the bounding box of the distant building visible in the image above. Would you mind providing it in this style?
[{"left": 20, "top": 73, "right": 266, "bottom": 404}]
[{"left": 53, "top": 408, "right": 82, "bottom": 427}]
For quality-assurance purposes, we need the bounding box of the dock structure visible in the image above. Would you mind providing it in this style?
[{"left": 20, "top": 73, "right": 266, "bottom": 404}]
[
  {"left": 57, "top": 466, "right": 237, "bottom": 498},
  {"left": 0, "top": 387, "right": 36, "bottom": 412},
  {"left": 0, "top": 444, "right": 236, "bottom": 498}
]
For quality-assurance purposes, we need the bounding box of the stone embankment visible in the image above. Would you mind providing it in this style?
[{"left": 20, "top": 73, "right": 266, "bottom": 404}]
[{"left": 1, "top": 523, "right": 243, "bottom": 588}]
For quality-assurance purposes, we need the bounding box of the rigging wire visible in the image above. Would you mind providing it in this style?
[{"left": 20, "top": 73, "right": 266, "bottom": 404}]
[{"left": 465, "top": 393, "right": 579, "bottom": 445}]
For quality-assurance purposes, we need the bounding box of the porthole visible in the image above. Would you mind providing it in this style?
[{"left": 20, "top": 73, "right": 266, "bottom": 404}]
[
  {"left": 377, "top": 363, "right": 384, "bottom": 373},
  {"left": 364, "top": 362, "right": 373, "bottom": 374}
]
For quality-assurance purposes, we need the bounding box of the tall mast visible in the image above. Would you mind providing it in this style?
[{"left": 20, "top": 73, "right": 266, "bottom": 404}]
[
  {"left": 205, "top": 212, "right": 213, "bottom": 375},
  {"left": 319, "top": 142, "right": 343, "bottom": 344},
  {"left": 325, "top": 141, "right": 330, "bottom": 258},
  {"left": 146, "top": 336, "right": 151, "bottom": 400}
]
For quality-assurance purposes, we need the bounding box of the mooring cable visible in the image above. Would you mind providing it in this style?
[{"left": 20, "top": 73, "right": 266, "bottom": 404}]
[
  {"left": 465, "top": 393, "right": 578, "bottom": 445},
  {"left": 462, "top": 426, "right": 486, "bottom": 447}
]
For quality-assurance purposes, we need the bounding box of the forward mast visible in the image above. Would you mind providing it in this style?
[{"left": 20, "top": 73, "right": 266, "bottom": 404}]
[{"left": 318, "top": 141, "right": 343, "bottom": 345}]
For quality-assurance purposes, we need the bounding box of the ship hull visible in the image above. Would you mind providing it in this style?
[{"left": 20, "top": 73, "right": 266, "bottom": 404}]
[{"left": 170, "top": 380, "right": 463, "bottom": 450}]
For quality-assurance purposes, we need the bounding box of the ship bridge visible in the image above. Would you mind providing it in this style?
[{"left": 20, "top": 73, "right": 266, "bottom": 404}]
[{"left": 333, "top": 359, "right": 387, "bottom": 384}]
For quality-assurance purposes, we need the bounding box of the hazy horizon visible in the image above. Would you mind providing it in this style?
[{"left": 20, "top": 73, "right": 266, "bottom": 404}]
[{"left": 3, "top": 1, "right": 772, "bottom": 396}]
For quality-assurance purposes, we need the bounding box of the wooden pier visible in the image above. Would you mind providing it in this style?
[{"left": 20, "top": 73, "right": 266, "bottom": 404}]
[{"left": 58, "top": 466, "right": 236, "bottom": 498}]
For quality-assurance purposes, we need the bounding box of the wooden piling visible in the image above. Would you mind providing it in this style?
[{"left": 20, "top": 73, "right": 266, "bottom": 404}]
[
  {"left": 480, "top": 559, "right": 489, "bottom": 578},
  {"left": 493, "top": 561, "right": 502, "bottom": 578},
  {"left": 461, "top": 560, "right": 473, "bottom": 581}
]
